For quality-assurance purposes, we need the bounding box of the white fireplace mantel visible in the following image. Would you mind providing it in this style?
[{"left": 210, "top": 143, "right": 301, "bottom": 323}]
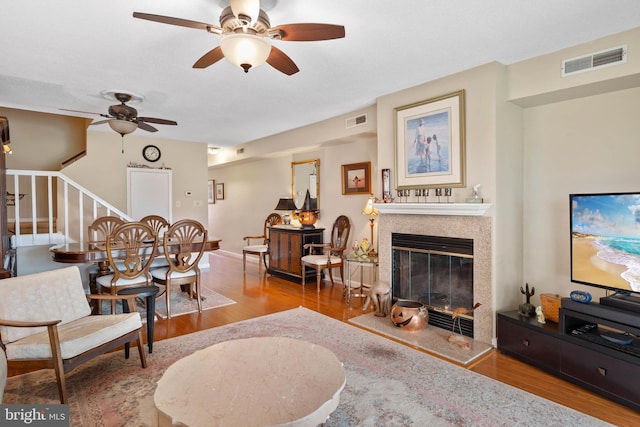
[{"left": 374, "top": 202, "right": 493, "bottom": 216}]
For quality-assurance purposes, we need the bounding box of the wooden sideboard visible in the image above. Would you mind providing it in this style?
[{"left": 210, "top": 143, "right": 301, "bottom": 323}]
[{"left": 268, "top": 226, "right": 324, "bottom": 283}]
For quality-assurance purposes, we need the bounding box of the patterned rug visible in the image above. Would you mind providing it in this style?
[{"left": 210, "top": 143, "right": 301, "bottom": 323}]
[
  {"left": 3, "top": 308, "right": 607, "bottom": 426},
  {"left": 101, "top": 285, "right": 236, "bottom": 319}
]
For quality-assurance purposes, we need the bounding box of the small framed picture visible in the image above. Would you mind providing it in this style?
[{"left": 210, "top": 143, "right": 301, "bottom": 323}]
[
  {"left": 382, "top": 168, "right": 391, "bottom": 201},
  {"left": 208, "top": 180, "right": 215, "bottom": 204},
  {"left": 216, "top": 182, "right": 225, "bottom": 200},
  {"left": 341, "top": 162, "right": 371, "bottom": 195}
]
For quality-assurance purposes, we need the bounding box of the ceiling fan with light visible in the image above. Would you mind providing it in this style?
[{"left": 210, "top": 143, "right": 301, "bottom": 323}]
[
  {"left": 61, "top": 92, "right": 178, "bottom": 137},
  {"left": 133, "top": 0, "right": 345, "bottom": 75}
]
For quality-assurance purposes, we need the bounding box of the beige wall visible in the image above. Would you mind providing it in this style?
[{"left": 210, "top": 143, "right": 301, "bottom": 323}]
[
  {"left": 209, "top": 136, "right": 378, "bottom": 256},
  {"left": 522, "top": 87, "right": 640, "bottom": 303},
  {"left": 0, "top": 107, "right": 87, "bottom": 171},
  {"left": 63, "top": 131, "right": 209, "bottom": 225}
]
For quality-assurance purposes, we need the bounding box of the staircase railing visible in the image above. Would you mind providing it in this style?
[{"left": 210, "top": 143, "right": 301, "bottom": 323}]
[{"left": 6, "top": 169, "right": 132, "bottom": 247}]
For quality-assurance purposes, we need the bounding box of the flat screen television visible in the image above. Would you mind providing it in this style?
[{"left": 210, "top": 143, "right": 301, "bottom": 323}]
[{"left": 570, "top": 192, "right": 640, "bottom": 308}]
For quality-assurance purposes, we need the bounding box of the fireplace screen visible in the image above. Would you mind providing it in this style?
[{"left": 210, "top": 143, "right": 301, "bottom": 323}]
[{"left": 392, "top": 233, "right": 474, "bottom": 336}]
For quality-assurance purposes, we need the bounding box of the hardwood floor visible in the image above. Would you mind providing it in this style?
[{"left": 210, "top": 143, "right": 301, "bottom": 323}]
[{"left": 8, "top": 252, "right": 640, "bottom": 425}]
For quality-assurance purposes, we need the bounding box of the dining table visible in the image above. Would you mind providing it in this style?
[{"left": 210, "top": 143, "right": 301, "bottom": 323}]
[
  {"left": 49, "top": 239, "right": 221, "bottom": 268},
  {"left": 50, "top": 238, "right": 221, "bottom": 304}
]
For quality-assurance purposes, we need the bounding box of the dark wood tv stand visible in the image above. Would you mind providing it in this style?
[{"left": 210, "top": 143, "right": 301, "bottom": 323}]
[{"left": 497, "top": 298, "right": 640, "bottom": 411}]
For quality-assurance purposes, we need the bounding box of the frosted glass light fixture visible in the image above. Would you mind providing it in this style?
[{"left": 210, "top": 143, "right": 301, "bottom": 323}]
[
  {"left": 108, "top": 119, "right": 138, "bottom": 136},
  {"left": 220, "top": 33, "right": 271, "bottom": 73}
]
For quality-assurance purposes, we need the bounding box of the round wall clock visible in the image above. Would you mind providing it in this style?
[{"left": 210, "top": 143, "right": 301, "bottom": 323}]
[{"left": 142, "top": 144, "right": 161, "bottom": 162}]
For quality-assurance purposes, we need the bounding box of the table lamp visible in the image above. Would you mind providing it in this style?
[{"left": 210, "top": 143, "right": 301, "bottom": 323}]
[
  {"left": 298, "top": 189, "right": 318, "bottom": 228},
  {"left": 362, "top": 195, "right": 379, "bottom": 255},
  {"left": 274, "top": 198, "right": 298, "bottom": 225}
]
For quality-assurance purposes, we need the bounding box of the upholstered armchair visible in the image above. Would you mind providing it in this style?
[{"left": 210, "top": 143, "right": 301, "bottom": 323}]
[{"left": 0, "top": 266, "right": 147, "bottom": 403}]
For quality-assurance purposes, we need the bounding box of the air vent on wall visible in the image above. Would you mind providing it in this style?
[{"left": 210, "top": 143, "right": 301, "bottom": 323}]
[
  {"left": 345, "top": 114, "right": 367, "bottom": 129},
  {"left": 562, "top": 45, "right": 626, "bottom": 77}
]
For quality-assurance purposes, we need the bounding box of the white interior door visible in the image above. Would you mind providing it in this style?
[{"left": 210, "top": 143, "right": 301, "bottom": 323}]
[{"left": 127, "top": 168, "right": 172, "bottom": 222}]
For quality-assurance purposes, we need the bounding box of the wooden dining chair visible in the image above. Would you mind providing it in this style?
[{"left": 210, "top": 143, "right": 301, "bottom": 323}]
[
  {"left": 88, "top": 216, "right": 125, "bottom": 243},
  {"left": 242, "top": 213, "right": 282, "bottom": 272},
  {"left": 140, "top": 215, "right": 169, "bottom": 236},
  {"left": 95, "top": 222, "right": 158, "bottom": 313},
  {"left": 301, "top": 215, "right": 351, "bottom": 293},
  {"left": 150, "top": 219, "right": 208, "bottom": 319},
  {"left": 140, "top": 215, "right": 170, "bottom": 269},
  {"left": 87, "top": 216, "right": 126, "bottom": 287}
]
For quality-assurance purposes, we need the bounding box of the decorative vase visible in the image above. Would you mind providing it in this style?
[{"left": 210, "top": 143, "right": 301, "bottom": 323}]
[{"left": 390, "top": 300, "right": 428, "bottom": 332}]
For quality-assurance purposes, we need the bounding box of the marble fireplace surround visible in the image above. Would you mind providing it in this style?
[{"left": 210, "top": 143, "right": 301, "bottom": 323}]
[{"left": 375, "top": 203, "right": 493, "bottom": 344}]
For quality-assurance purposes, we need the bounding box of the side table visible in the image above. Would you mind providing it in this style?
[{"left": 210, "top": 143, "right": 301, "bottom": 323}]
[
  {"left": 118, "top": 285, "right": 159, "bottom": 354},
  {"left": 344, "top": 255, "right": 378, "bottom": 306}
]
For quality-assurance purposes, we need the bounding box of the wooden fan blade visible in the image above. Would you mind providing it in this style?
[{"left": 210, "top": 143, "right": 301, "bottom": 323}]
[
  {"left": 90, "top": 120, "right": 110, "bottom": 126},
  {"left": 133, "top": 12, "right": 222, "bottom": 34},
  {"left": 137, "top": 121, "right": 158, "bottom": 133},
  {"left": 60, "top": 108, "right": 104, "bottom": 116},
  {"left": 138, "top": 117, "right": 177, "bottom": 126},
  {"left": 193, "top": 47, "right": 225, "bottom": 69},
  {"left": 271, "top": 23, "right": 345, "bottom": 41},
  {"left": 266, "top": 46, "right": 299, "bottom": 76}
]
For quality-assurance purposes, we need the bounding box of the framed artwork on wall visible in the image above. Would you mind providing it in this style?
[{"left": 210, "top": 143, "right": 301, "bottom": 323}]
[
  {"left": 208, "top": 180, "right": 215, "bottom": 204},
  {"left": 341, "top": 162, "right": 371, "bottom": 195},
  {"left": 394, "top": 90, "right": 466, "bottom": 189},
  {"left": 381, "top": 168, "right": 391, "bottom": 201},
  {"left": 216, "top": 182, "right": 225, "bottom": 200}
]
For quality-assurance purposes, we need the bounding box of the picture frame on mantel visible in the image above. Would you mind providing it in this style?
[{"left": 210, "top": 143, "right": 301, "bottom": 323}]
[
  {"left": 394, "top": 90, "right": 466, "bottom": 189},
  {"left": 341, "top": 162, "right": 371, "bottom": 195},
  {"left": 208, "top": 180, "right": 215, "bottom": 204},
  {"left": 216, "top": 182, "right": 225, "bottom": 200}
]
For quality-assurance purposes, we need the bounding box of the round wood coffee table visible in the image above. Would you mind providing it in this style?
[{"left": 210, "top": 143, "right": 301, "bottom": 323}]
[{"left": 153, "top": 336, "right": 346, "bottom": 427}]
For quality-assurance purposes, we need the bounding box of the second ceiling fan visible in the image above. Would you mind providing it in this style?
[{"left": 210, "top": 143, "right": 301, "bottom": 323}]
[{"left": 133, "top": 0, "right": 345, "bottom": 75}]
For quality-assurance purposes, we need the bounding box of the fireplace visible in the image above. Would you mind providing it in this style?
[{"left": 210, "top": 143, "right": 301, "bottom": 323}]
[
  {"left": 377, "top": 205, "right": 493, "bottom": 344},
  {"left": 392, "top": 233, "right": 475, "bottom": 337}
]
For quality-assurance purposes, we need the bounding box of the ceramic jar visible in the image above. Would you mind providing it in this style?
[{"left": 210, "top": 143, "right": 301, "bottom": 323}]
[{"left": 390, "top": 300, "right": 428, "bottom": 332}]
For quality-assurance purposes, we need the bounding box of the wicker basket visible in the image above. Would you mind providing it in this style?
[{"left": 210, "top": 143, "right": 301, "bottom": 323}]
[{"left": 540, "top": 293, "right": 562, "bottom": 323}]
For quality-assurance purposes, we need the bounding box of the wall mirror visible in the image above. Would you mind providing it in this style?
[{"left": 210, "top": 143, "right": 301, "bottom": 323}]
[{"left": 292, "top": 159, "right": 320, "bottom": 211}]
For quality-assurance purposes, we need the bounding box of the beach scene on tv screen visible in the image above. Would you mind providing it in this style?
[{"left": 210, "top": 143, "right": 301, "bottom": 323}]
[{"left": 571, "top": 194, "right": 640, "bottom": 293}]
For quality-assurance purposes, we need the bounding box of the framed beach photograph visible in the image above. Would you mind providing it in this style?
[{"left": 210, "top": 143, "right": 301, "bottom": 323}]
[
  {"left": 208, "top": 180, "right": 215, "bottom": 204},
  {"left": 216, "top": 182, "right": 225, "bottom": 200},
  {"left": 394, "top": 90, "right": 466, "bottom": 189},
  {"left": 341, "top": 162, "right": 371, "bottom": 195}
]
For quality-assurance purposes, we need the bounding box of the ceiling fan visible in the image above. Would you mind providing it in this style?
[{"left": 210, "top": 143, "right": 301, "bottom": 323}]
[
  {"left": 133, "top": 0, "right": 345, "bottom": 75},
  {"left": 62, "top": 92, "right": 178, "bottom": 137}
]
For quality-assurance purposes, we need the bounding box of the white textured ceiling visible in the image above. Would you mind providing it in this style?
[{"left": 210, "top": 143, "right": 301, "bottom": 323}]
[{"left": 1, "top": 0, "right": 639, "bottom": 147}]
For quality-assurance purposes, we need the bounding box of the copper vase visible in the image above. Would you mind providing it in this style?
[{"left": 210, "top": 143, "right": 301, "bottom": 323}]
[{"left": 390, "top": 300, "right": 428, "bottom": 332}]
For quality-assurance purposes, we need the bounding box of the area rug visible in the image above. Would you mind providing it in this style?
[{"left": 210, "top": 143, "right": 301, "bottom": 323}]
[
  {"left": 101, "top": 285, "right": 236, "bottom": 319},
  {"left": 349, "top": 312, "right": 493, "bottom": 366},
  {"left": 152, "top": 285, "right": 236, "bottom": 319},
  {"left": 3, "top": 308, "right": 607, "bottom": 426}
]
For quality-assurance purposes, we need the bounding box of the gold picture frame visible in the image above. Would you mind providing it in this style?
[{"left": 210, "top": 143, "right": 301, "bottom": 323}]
[
  {"left": 341, "top": 162, "right": 371, "bottom": 195},
  {"left": 394, "top": 90, "right": 466, "bottom": 189}
]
